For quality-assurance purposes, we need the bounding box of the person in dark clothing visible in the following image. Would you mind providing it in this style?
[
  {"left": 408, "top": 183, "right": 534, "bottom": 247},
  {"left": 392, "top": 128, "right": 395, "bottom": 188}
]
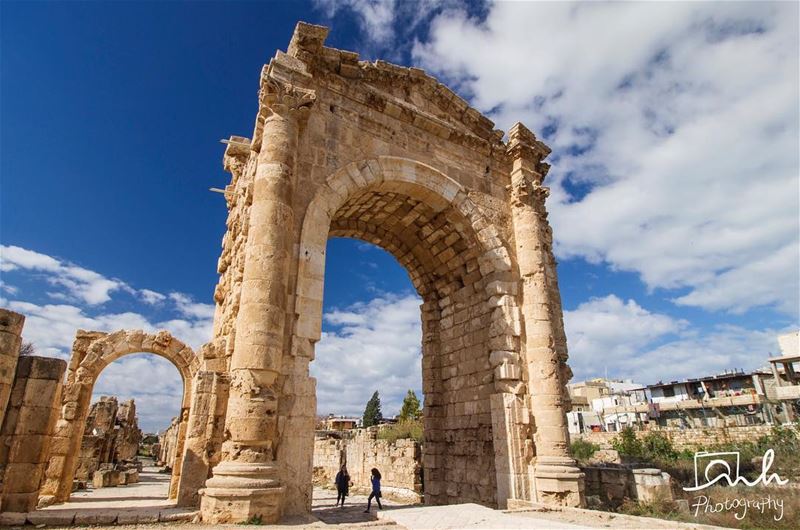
[
  {"left": 363, "top": 467, "right": 383, "bottom": 512},
  {"left": 334, "top": 464, "right": 350, "bottom": 507}
]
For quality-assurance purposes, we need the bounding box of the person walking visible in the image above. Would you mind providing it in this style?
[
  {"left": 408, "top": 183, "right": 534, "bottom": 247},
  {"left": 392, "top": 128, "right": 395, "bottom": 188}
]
[
  {"left": 334, "top": 464, "right": 350, "bottom": 507},
  {"left": 363, "top": 467, "right": 383, "bottom": 512}
]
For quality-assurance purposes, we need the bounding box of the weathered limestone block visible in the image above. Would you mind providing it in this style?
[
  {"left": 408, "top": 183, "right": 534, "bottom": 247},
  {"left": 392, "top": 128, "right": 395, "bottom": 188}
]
[
  {"left": 177, "top": 371, "right": 229, "bottom": 507},
  {"left": 0, "top": 356, "right": 66, "bottom": 513},
  {"left": 123, "top": 469, "right": 139, "bottom": 485},
  {"left": 0, "top": 309, "right": 24, "bottom": 430},
  {"left": 74, "top": 396, "right": 140, "bottom": 483},
  {"left": 92, "top": 469, "right": 120, "bottom": 488},
  {"left": 632, "top": 468, "right": 673, "bottom": 503}
]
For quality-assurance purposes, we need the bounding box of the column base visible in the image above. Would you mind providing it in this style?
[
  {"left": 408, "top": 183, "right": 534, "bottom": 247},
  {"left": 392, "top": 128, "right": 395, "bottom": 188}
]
[
  {"left": 532, "top": 456, "right": 585, "bottom": 508},
  {"left": 199, "top": 461, "right": 285, "bottom": 524}
]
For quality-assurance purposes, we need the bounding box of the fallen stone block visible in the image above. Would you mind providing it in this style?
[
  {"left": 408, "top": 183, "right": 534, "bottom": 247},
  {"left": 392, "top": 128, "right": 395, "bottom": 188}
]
[
  {"left": 92, "top": 469, "right": 120, "bottom": 488},
  {"left": 124, "top": 469, "right": 139, "bottom": 484}
]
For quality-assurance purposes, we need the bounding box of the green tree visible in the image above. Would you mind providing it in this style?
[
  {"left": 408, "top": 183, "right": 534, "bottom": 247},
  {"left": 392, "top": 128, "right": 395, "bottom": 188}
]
[
  {"left": 362, "top": 391, "right": 383, "bottom": 427},
  {"left": 399, "top": 390, "right": 421, "bottom": 421}
]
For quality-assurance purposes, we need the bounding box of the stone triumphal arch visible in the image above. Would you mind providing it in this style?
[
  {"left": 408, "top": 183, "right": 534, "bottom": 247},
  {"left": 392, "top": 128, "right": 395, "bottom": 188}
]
[
  {"left": 196, "top": 22, "right": 585, "bottom": 523},
  {"left": 38, "top": 330, "right": 200, "bottom": 506}
]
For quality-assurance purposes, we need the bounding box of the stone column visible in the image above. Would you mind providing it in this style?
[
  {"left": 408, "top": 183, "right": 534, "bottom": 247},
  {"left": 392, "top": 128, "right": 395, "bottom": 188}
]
[
  {"left": 0, "top": 310, "right": 24, "bottom": 429},
  {"left": 507, "top": 123, "right": 584, "bottom": 507},
  {"left": 200, "top": 79, "right": 314, "bottom": 524},
  {"left": 0, "top": 356, "right": 66, "bottom": 513}
]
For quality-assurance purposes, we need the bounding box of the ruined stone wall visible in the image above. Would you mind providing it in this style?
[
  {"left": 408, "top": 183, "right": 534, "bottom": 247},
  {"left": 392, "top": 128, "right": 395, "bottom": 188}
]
[
  {"left": 159, "top": 417, "right": 181, "bottom": 467},
  {"left": 208, "top": 139, "right": 253, "bottom": 375},
  {"left": 115, "top": 399, "right": 141, "bottom": 462},
  {"left": 313, "top": 430, "right": 421, "bottom": 500},
  {"left": 75, "top": 397, "right": 118, "bottom": 481},
  {"left": 581, "top": 467, "right": 672, "bottom": 509},
  {"left": 0, "top": 356, "right": 66, "bottom": 513},
  {"left": 574, "top": 424, "right": 795, "bottom": 450},
  {"left": 74, "top": 397, "right": 141, "bottom": 481}
]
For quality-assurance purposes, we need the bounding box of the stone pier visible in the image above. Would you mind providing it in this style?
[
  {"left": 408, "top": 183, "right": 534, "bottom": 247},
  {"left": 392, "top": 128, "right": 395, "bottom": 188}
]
[{"left": 0, "top": 356, "right": 66, "bottom": 513}]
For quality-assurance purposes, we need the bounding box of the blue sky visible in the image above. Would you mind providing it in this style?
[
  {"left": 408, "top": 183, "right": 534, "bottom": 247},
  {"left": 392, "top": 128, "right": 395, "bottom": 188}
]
[{"left": 2, "top": 1, "right": 797, "bottom": 431}]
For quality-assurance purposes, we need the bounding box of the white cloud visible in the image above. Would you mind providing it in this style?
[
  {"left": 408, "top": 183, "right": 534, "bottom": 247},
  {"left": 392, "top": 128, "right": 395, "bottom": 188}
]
[
  {"left": 564, "top": 294, "right": 786, "bottom": 384},
  {"left": 93, "top": 355, "right": 183, "bottom": 433},
  {"left": 169, "top": 292, "right": 215, "bottom": 320},
  {"left": 1, "top": 245, "right": 126, "bottom": 305},
  {"left": 313, "top": 0, "right": 458, "bottom": 59},
  {"left": 312, "top": 294, "right": 423, "bottom": 418},
  {"left": 564, "top": 295, "right": 687, "bottom": 382},
  {"left": 316, "top": 0, "right": 398, "bottom": 43},
  {"left": 409, "top": 2, "right": 799, "bottom": 317},
  {"left": 0, "top": 281, "right": 17, "bottom": 295},
  {"left": 139, "top": 288, "right": 166, "bottom": 305}
]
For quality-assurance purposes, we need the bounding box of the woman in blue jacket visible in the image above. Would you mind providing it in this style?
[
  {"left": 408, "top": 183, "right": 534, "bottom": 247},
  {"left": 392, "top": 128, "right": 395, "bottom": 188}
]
[{"left": 363, "top": 468, "right": 383, "bottom": 512}]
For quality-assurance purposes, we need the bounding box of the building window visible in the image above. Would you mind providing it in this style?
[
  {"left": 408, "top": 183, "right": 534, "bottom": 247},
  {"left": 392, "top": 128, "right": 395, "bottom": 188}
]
[{"left": 663, "top": 386, "right": 676, "bottom": 397}]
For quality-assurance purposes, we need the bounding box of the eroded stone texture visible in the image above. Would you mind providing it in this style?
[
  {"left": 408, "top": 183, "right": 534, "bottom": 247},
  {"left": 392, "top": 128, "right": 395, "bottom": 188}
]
[
  {"left": 0, "top": 309, "right": 24, "bottom": 431},
  {"left": 313, "top": 429, "right": 422, "bottom": 501},
  {"left": 74, "top": 397, "right": 141, "bottom": 483},
  {"left": 0, "top": 356, "right": 66, "bottom": 513},
  {"left": 177, "top": 371, "right": 229, "bottom": 507},
  {"left": 158, "top": 417, "right": 180, "bottom": 468},
  {"left": 201, "top": 21, "right": 583, "bottom": 523}
]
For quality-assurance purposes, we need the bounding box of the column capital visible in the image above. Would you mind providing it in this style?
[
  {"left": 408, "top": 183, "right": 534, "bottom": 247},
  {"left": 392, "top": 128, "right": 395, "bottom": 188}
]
[
  {"left": 506, "top": 122, "right": 551, "bottom": 185},
  {"left": 252, "top": 74, "right": 316, "bottom": 154}
]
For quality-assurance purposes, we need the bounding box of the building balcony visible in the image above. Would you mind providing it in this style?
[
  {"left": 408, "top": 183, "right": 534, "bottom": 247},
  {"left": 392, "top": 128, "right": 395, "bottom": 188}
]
[{"left": 775, "top": 385, "right": 800, "bottom": 401}]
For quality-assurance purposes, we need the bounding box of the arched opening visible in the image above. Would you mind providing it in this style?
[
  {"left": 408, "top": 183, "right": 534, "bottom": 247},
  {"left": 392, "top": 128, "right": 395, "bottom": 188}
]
[
  {"left": 310, "top": 238, "right": 423, "bottom": 520},
  {"left": 283, "top": 157, "right": 529, "bottom": 515},
  {"left": 69, "top": 353, "right": 184, "bottom": 502}
]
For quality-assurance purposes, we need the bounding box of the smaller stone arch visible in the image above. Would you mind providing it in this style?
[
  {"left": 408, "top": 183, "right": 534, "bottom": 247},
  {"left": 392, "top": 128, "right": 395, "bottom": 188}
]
[{"left": 39, "top": 329, "right": 200, "bottom": 505}]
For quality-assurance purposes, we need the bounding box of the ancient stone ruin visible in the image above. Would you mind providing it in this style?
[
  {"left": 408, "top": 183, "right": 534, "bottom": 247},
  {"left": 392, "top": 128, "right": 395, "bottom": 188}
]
[
  {"left": 157, "top": 416, "right": 181, "bottom": 469},
  {"left": 74, "top": 397, "right": 141, "bottom": 489},
  {"left": 0, "top": 20, "right": 585, "bottom": 523},
  {"left": 198, "top": 21, "right": 583, "bottom": 523},
  {"left": 313, "top": 428, "right": 423, "bottom": 502}
]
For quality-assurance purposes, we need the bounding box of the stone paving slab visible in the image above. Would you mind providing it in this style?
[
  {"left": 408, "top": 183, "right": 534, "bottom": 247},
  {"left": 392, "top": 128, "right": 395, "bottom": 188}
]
[
  {"left": 0, "top": 468, "right": 197, "bottom": 527},
  {"left": 377, "top": 503, "right": 588, "bottom": 530},
  {"left": 312, "top": 486, "right": 407, "bottom": 525}
]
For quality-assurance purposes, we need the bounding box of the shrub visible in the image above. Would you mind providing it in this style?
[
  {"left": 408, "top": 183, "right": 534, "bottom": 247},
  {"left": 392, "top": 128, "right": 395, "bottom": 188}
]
[
  {"left": 570, "top": 439, "right": 600, "bottom": 462},
  {"left": 642, "top": 431, "right": 678, "bottom": 462},
  {"left": 611, "top": 427, "right": 644, "bottom": 458},
  {"left": 378, "top": 419, "right": 423, "bottom": 443}
]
